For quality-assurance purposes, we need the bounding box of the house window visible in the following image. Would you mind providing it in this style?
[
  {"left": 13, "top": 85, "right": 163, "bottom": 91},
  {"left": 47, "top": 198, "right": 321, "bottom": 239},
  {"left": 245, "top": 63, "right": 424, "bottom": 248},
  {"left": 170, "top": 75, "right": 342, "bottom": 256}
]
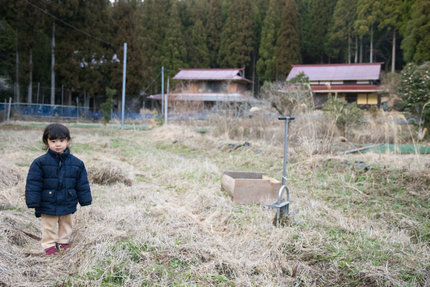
[
  {"left": 182, "top": 81, "right": 190, "bottom": 92},
  {"left": 345, "top": 94, "right": 356, "bottom": 103},
  {"left": 207, "top": 81, "right": 226, "bottom": 93},
  {"left": 344, "top": 80, "right": 356, "bottom": 85},
  {"left": 204, "top": 101, "right": 215, "bottom": 110}
]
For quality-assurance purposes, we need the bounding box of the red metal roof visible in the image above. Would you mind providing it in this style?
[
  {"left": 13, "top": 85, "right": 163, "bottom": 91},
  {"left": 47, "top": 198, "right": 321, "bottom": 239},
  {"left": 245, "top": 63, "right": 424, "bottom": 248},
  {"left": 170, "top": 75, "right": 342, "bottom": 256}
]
[
  {"left": 173, "top": 68, "right": 252, "bottom": 83},
  {"left": 287, "top": 63, "right": 383, "bottom": 81}
]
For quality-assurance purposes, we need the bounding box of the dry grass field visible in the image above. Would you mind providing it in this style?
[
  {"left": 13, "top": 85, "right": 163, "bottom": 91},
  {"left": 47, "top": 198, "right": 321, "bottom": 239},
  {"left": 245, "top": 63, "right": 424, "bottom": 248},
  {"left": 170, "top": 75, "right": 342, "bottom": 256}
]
[{"left": 0, "top": 112, "right": 429, "bottom": 286}]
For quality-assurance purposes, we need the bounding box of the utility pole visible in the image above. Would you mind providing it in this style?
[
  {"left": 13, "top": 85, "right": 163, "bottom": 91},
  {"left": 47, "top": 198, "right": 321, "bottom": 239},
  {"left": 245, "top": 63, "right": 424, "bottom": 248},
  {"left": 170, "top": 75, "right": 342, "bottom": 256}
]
[
  {"left": 161, "top": 66, "right": 164, "bottom": 118},
  {"left": 51, "top": 21, "right": 56, "bottom": 105},
  {"left": 36, "top": 82, "right": 40, "bottom": 104},
  {"left": 28, "top": 49, "right": 33, "bottom": 103},
  {"left": 7, "top": 97, "right": 12, "bottom": 122},
  {"left": 121, "top": 42, "right": 127, "bottom": 129},
  {"left": 165, "top": 78, "right": 169, "bottom": 125}
]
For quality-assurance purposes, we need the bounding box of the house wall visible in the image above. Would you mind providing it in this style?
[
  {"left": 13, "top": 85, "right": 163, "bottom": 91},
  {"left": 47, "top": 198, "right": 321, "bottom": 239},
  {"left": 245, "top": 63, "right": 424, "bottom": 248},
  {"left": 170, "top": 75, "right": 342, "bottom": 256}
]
[
  {"left": 177, "top": 80, "right": 248, "bottom": 95},
  {"left": 313, "top": 92, "right": 380, "bottom": 109},
  {"left": 228, "top": 82, "right": 249, "bottom": 93},
  {"left": 169, "top": 100, "right": 204, "bottom": 113},
  {"left": 357, "top": 94, "right": 378, "bottom": 105}
]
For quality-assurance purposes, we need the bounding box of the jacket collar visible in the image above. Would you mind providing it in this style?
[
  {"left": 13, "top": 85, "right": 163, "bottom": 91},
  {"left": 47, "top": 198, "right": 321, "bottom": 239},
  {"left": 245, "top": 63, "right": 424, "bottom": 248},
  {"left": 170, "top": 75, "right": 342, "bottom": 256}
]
[{"left": 48, "top": 147, "right": 70, "bottom": 161}]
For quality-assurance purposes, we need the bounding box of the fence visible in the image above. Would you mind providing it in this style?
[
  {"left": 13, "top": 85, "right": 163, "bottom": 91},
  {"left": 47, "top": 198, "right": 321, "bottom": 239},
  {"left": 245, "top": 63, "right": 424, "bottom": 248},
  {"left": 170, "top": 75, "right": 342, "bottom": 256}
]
[
  {"left": 0, "top": 102, "right": 208, "bottom": 122},
  {"left": 0, "top": 102, "right": 97, "bottom": 120}
]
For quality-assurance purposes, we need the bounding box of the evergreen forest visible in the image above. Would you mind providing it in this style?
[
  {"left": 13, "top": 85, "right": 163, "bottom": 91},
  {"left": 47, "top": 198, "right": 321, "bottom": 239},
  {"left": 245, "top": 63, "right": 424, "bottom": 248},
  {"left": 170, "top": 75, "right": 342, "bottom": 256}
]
[{"left": 0, "top": 0, "right": 429, "bottom": 107}]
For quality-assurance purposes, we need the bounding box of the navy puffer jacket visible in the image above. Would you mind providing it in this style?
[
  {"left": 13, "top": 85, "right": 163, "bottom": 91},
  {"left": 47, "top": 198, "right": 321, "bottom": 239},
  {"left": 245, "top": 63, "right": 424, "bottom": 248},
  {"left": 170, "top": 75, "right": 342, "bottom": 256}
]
[{"left": 25, "top": 148, "right": 92, "bottom": 217}]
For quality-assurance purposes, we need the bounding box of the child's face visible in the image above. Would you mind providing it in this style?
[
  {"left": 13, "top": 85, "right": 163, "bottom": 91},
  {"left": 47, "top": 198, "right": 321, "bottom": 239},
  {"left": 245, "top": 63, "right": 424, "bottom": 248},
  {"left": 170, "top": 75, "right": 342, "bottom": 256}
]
[{"left": 47, "top": 138, "right": 69, "bottom": 154}]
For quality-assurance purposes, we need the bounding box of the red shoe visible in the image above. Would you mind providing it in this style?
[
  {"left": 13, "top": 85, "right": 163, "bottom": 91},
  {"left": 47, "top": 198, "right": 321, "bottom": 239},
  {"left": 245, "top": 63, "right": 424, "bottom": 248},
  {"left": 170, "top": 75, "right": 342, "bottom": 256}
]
[
  {"left": 57, "top": 243, "right": 70, "bottom": 250},
  {"left": 45, "top": 246, "right": 58, "bottom": 255}
]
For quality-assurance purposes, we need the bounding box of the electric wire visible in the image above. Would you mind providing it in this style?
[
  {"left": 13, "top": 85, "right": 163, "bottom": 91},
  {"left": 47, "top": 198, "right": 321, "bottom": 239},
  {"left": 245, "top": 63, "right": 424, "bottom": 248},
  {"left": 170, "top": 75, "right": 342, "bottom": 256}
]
[
  {"left": 141, "top": 71, "right": 162, "bottom": 95},
  {"left": 25, "top": 0, "right": 114, "bottom": 48},
  {"left": 21, "top": 0, "right": 164, "bottom": 98}
]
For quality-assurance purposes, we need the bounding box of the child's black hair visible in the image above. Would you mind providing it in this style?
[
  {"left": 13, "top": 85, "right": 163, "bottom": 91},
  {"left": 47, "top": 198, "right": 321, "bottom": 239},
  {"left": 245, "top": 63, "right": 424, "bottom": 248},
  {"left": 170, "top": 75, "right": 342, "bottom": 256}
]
[{"left": 42, "top": 123, "right": 71, "bottom": 146}]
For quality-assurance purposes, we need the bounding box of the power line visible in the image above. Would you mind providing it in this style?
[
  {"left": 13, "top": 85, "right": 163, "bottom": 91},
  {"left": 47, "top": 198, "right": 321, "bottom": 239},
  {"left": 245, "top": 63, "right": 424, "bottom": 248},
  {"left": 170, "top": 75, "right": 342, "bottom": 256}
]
[
  {"left": 141, "top": 72, "right": 162, "bottom": 95},
  {"left": 25, "top": 0, "right": 114, "bottom": 48}
]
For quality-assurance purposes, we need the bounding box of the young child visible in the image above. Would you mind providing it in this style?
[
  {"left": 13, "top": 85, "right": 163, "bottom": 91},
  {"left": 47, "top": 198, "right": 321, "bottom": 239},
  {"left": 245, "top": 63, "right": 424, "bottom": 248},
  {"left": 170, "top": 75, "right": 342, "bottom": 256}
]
[{"left": 25, "top": 123, "right": 92, "bottom": 255}]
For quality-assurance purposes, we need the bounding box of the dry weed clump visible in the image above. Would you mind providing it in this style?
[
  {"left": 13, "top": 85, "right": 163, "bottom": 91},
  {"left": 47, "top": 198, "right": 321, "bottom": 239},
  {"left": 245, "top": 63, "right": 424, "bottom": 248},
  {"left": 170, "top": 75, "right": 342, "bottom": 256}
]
[
  {"left": 207, "top": 108, "right": 340, "bottom": 156},
  {"left": 0, "top": 212, "right": 40, "bottom": 247},
  {"left": 352, "top": 111, "right": 410, "bottom": 144},
  {"left": 0, "top": 163, "right": 22, "bottom": 189},
  {"left": 87, "top": 160, "right": 133, "bottom": 186},
  {"left": 289, "top": 112, "right": 336, "bottom": 156},
  {"left": 0, "top": 210, "right": 58, "bottom": 286},
  {"left": 207, "top": 105, "right": 284, "bottom": 143},
  {"left": 206, "top": 107, "right": 425, "bottom": 157}
]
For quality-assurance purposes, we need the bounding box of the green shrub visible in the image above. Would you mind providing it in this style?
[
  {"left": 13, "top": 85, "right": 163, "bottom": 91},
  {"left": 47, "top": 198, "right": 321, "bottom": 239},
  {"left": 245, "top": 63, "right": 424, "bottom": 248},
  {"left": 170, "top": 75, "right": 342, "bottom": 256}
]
[
  {"left": 323, "top": 95, "right": 363, "bottom": 137},
  {"left": 398, "top": 62, "right": 430, "bottom": 140},
  {"left": 101, "top": 87, "right": 116, "bottom": 124}
]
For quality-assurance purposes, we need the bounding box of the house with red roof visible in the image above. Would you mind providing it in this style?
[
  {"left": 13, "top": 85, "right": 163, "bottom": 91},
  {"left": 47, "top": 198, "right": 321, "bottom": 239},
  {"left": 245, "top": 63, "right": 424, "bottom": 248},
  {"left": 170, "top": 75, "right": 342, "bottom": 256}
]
[
  {"left": 149, "top": 68, "right": 255, "bottom": 113},
  {"left": 286, "top": 63, "right": 386, "bottom": 108}
]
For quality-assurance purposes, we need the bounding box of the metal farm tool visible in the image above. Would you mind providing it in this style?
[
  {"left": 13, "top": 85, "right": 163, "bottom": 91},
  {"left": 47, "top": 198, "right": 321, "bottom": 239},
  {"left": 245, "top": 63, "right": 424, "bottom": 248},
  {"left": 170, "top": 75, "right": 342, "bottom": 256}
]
[{"left": 269, "top": 116, "right": 295, "bottom": 226}]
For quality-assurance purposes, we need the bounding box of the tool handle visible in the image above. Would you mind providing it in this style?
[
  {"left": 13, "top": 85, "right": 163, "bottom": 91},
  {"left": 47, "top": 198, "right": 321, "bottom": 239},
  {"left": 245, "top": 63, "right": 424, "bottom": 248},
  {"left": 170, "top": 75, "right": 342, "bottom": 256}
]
[{"left": 278, "top": 116, "right": 295, "bottom": 121}]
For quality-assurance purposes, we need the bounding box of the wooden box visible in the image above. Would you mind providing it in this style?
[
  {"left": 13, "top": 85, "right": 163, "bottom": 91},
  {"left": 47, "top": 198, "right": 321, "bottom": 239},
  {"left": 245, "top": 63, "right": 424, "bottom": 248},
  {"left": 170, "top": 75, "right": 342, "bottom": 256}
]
[{"left": 221, "top": 171, "right": 281, "bottom": 204}]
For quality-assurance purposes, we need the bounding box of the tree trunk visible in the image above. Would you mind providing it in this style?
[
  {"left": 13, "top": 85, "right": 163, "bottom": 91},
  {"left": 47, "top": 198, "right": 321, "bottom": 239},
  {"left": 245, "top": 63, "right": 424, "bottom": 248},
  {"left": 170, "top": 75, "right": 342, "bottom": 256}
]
[
  {"left": 51, "top": 21, "right": 55, "bottom": 105},
  {"left": 347, "top": 33, "right": 351, "bottom": 64},
  {"left": 251, "top": 50, "right": 255, "bottom": 96},
  {"left": 354, "top": 36, "right": 358, "bottom": 63},
  {"left": 85, "top": 93, "right": 90, "bottom": 110},
  {"left": 369, "top": 25, "right": 373, "bottom": 63},
  {"left": 28, "top": 48, "right": 33, "bottom": 103},
  {"left": 15, "top": 29, "right": 20, "bottom": 103},
  {"left": 67, "top": 89, "right": 72, "bottom": 106},
  {"left": 391, "top": 29, "right": 396, "bottom": 73},
  {"left": 359, "top": 37, "right": 363, "bottom": 63}
]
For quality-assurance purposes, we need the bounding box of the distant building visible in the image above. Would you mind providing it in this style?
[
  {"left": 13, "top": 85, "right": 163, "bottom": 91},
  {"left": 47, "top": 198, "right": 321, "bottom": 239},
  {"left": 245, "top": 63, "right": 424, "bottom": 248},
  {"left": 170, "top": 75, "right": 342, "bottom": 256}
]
[
  {"left": 286, "top": 63, "right": 386, "bottom": 108},
  {"left": 148, "top": 68, "right": 255, "bottom": 113}
]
